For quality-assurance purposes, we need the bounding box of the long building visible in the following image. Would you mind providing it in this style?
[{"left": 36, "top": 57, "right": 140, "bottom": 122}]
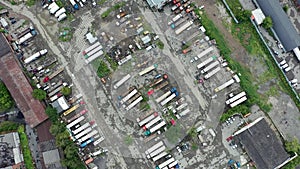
[{"left": 0, "top": 33, "right": 48, "bottom": 128}]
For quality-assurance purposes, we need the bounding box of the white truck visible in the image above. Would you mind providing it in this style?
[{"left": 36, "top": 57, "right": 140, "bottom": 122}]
[
  {"left": 230, "top": 96, "right": 247, "bottom": 108},
  {"left": 200, "top": 61, "right": 219, "bottom": 74},
  {"left": 85, "top": 50, "right": 104, "bottom": 64},
  {"left": 125, "top": 96, "right": 143, "bottom": 111},
  {"left": 55, "top": 8, "right": 66, "bottom": 18},
  {"left": 113, "top": 74, "right": 131, "bottom": 89},
  {"left": 120, "top": 89, "right": 138, "bottom": 104},
  {"left": 204, "top": 66, "right": 221, "bottom": 79},
  {"left": 197, "top": 46, "right": 214, "bottom": 60},
  {"left": 214, "top": 79, "right": 235, "bottom": 92},
  {"left": 197, "top": 55, "right": 217, "bottom": 69},
  {"left": 225, "top": 91, "right": 246, "bottom": 105},
  {"left": 175, "top": 21, "right": 193, "bottom": 35},
  {"left": 24, "top": 49, "right": 48, "bottom": 64},
  {"left": 49, "top": 3, "right": 60, "bottom": 14},
  {"left": 58, "top": 13, "right": 67, "bottom": 22}
]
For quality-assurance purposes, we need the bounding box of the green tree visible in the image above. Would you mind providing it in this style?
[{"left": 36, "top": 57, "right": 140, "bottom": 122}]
[
  {"left": 285, "top": 137, "right": 300, "bottom": 153},
  {"left": 0, "top": 121, "right": 19, "bottom": 133},
  {"left": 0, "top": 82, "right": 14, "bottom": 112},
  {"left": 96, "top": 61, "right": 111, "bottom": 78},
  {"left": 61, "top": 87, "right": 72, "bottom": 96},
  {"left": 262, "top": 16, "right": 273, "bottom": 29},
  {"left": 50, "top": 122, "right": 66, "bottom": 136},
  {"left": 64, "top": 144, "right": 78, "bottom": 159},
  {"left": 283, "top": 5, "right": 289, "bottom": 13},
  {"left": 32, "top": 89, "right": 46, "bottom": 100},
  {"left": 45, "top": 106, "right": 58, "bottom": 123},
  {"left": 55, "top": 130, "right": 70, "bottom": 148},
  {"left": 188, "top": 127, "right": 198, "bottom": 139}
]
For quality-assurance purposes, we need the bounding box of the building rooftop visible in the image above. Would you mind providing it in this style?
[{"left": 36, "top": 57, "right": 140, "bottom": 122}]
[
  {"left": 42, "top": 149, "right": 63, "bottom": 169},
  {"left": 255, "top": 0, "right": 300, "bottom": 51},
  {"left": 36, "top": 119, "right": 55, "bottom": 142},
  {"left": 0, "top": 33, "right": 48, "bottom": 128},
  {"left": 233, "top": 117, "right": 290, "bottom": 169},
  {"left": 51, "top": 96, "right": 69, "bottom": 114},
  {"left": 0, "top": 132, "right": 23, "bottom": 168},
  {"left": 145, "top": 0, "right": 168, "bottom": 9}
]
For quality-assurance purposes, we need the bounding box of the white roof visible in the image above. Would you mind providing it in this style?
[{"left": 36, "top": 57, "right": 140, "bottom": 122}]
[
  {"left": 86, "top": 33, "right": 98, "bottom": 44},
  {"left": 57, "top": 96, "right": 69, "bottom": 110},
  {"left": 42, "top": 149, "right": 60, "bottom": 165},
  {"left": 252, "top": 9, "right": 265, "bottom": 25}
]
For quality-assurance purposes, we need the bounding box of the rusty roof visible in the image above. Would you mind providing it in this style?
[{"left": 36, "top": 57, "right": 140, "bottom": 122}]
[{"left": 0, "top": 33, "right": 48, "bottom": 128}]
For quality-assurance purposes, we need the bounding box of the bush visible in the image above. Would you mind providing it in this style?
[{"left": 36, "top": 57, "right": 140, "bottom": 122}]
[
  {"left": 105, "top": 54, "right": 118, "bottom": 70},
  {"left": 61, "top": 87, "right": 72, "bottom": 96},
  {"left": 0, "top": 82, "right": 14, "bottom": 112},
  {"left": 32, "top": 89, "right": 47, "bottom": 100},
  {"left": 96, "top": 61, "right": 111, "bottom": 78},
  {"left": 18, "top": 125, "right": 34, "bottom": 169},
  {"left": 156, "top": 40, "right": 164, "bottom": 49},
  {"left": 0, "top": 121, "right": 19, "bottom": 133}
]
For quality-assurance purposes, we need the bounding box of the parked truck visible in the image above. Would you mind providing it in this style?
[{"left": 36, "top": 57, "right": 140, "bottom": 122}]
[
  {"left": 152, "top": 152, "right": 168, "bottom": 162},
  {"left": 84, "top": 45, "right": 103, "bottom": 59},
  {"left": 118, "top": 55, "right": 132, "bottom": 65},
  {"left": 125, "top": 96, "right": 143, "bottom": 111},
  {"left": 49, "top": 3, "right": 60, "bottom": 14},
  {"left": 126, "top": 93, "right": 141, "bottom": 105},
  {"left": 145, "top": 141, "right": 164, "bottom": 155},
  {"left": 154, "top": 81, "right": 169, "bottom": 92},
  {"left": 80, "top": 137, "right": 94, "bottom": 148},
  {"left": 214, "top": 79, "right": 235, "bottom": 92},
  {"left": 160, "top": 91, "right": 179, "bottom": 106},
  {"left": 85, "top": 50, "right": 104, "bottom": 64},
  {"left": 197, "top": 55, "right": 217, "bottom": 69},
  {"left": 157, "top": 157, "right": 175, "bottom": 169},
  {"left": 24, "top": 49, "right": 48, "bottom": 64},
  {"left": 74, "top": 127, "right": 92, "bottom": 140},
  {"left": 175, "top": 21, "right": 193, "bottom": 35},
  {"left": 137, "top": 112, "right": 159, "bottom": 127},
  {"left": 204, "top": 66, "right": 221, "bottom": 79},
  {"left": 139, "top": 64, "right": 158, "bottom": 76},
  {"left": 54, "top": 8, "right": 66, "bottom": 18},
  {"left": 69, "top": 0, "right": 79, "bottom": 10},
  {"left": 66, "top": 116, "right": 85, "bottom": 129},
  {"left": 78, "top": 130, "right": 98, "bottom": 143},
  {"left": 67, "top": 109, "right": 87, "bottom": 123},
  {"left": 144, "top": 120, "right": 166, "bottom": 136},
  {"left": 179, "top": 108, "right": 190, "bottom": 117},
  {"left": 58, "top": 13, "right": 67, "bottom": 21},
  {"left": 17, "top": 32, "right": 34, "bottom": 45},
  {"left": 142, "top": 116, "right": 162, "bottom": 130},
  {"left": 156, "top": 87, "right": 177, "bottom": 103},
  {"left": 225, "top": 91, "right": 246, "bottom": 105},
  {"left": 147, "top": 145, "right": 166, "bottom": 159},
  {"left": 168, "top": 14, "right": 182, "bottom": 25},
  {"left": 83, "top": 42, "right": 101, "bottom": 55},
  {"left": 113, "top": 74, "right": 131, "bottom": 89},
  {"left": 170, "top": 18, "right": 185, "bottom": 29},
  {"left": 120, "top": 89, "right": 138, "bottom": 104},
  {"left": 200, "top": 61, "right": 219, "bottom": 74}
]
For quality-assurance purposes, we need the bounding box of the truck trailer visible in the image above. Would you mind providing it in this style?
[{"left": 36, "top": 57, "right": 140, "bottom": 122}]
[
  {"left": 85, "top": 50, "right": 103, "bottom": 64},
  {"left": 120, "top": 89, "right": 138, "bottom": 104},
  {"left": 175, "top": 21, "right": 193, "bottom": 35},
  {"left": 83, "top": 42, "right": 101, "bottom": 55},
  {"left": 80, "top": 138, "right": 94, "bottom": 148},
  {"left": 125, "top": 96, "right": 143, "bottom": 111},
  {"left": 84, "top": 45, "right": 103, "bottom": 59},
  {"left": 137, "top": 112, "right": 159, "bottom": 127},
  {"left": 197, "top": 46, "right": 214, "bottom": 60},
  {"left": 168, "top": 14, "right": 182, "bottom": 25},
  {"left": 156, "top": 87, "right": 177, "bottom": 103},
  {"left": 139, "top": 64, "right": 158, "bottom": 76},
  {"left": 152, "top": 152, "right": 168, "bottom": 162},
  {"left": 66, "top": 116, "right": 85, "bottom": 129},
  {"left": 69, "top": 0, "right": 79, "bottom": 10},
  {"left": 214, "top": 79, "right": 235, "bottom": 92},
  {"left": 197, "top": 55, "right": 217, "bottom": 69},
  {"left": 145, "top": 141, "right": 164, "bottom": 155},
  {"left": 113, "top": 74, "right": 131, "bottom": 89},
  {"left": 74, "top": 127, "right": 92, "bottom": 140},
  {"left": 225, "top": 91, "right": 246, "bottom": 105},
  {"left": 144, "top": 121, "right": 166, "bottom": 136},
  {"left": 200, "top": 61, "right": 219, "bottom": 74},
  {"left": 204, "top": 66, "right": 221, "bottom": 79},
  {"left": 160, "top": 92, "right": 179, "bottom": 106},
  {"left": 118, "top": 55, "right": 132, "bottom": 65},
  {"left": 24, "top": 49, "right": 48, "bottom": 64},
  {"left": 54, "top": 8, "right": 66, "bottom": 18},
  {"left": 58, "top": 13, "right": 67, "bottom": 21},
  {"left": 229, "top": 96, "right": 247, "bottom": 108},
  {"left": 147, "top": 145, "right": 166, "bottom": 159},
  {"left": 142, "top": 116, "right": 162, "bottom": 130}
]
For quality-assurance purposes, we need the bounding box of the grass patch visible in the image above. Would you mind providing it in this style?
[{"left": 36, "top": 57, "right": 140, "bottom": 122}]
[
  {"left": 18, "top": 125, "right": 34, "bottom": 169},
  {"left": 96, "top": 60, "right": 111, "bottom": 78},
  {"left": 56, "top": 0, "right": 64, "bottom": 8},
  {"left": 98, "top": 0, "right": 108, "bottom": 5},
  {"left": 105, "top": 54, "right": 118, "bottom": 70},
  {"left": 224, "top": 0, "right": 300, "bottom": 110},
  {"left": 26, "top": 0, "right": 36, "bottom": 6},
  {"left": 156, "top": 40, "right": 164, "bottom": 50},
  {"left": 0, "top": 121, "right": 19, "bottom": 134},
  {"left": 124, "top": 135, "right": 133, "bottom": 145},
  {"left": 101, "top": 2, "right": 125, "bottom": 18},
  {"left": 0, "top": 5, "right": 4, "bottom": 10},
  {"left": 10, "top": 0, "right": 17, "bottom": 5},
  {"left": 220, "top": 105, "right": 250, "bottom": 122},
  {"left": 195, "top": 9, "right": 272, "bottom": 113},
  {"left": 165, "top": 125, "right": 181, "bottom": 144}
]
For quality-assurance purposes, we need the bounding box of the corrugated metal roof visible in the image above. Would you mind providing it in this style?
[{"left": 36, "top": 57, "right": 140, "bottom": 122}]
[{"left": 255, "top": 0, "right": 300, "bottom": 51}]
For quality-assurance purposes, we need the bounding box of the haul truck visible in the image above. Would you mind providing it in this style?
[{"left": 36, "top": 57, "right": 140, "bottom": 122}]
[
  {"left": 74, "top": 127, "right": 92, "bottom": 140},
  {"left": 137, "top": 112, "right": 159, "bottom": 127},
  {"left": 214, "top": 79, "right": 235, "bottom": 92},
  {"left": 147, "top": 145, "right": 166, "bottom": 159},
  {"left": 156, "top": 87, "right": 177, "bottom": 103},
  {"left": 72, "top": 122, "right": 90, "bottom": 135},
  {"left": 24, "top": 49, "right": 48, "bottom": 64},
  {"left": 175, "top": 21, "right": 193, "bottom": 35},
  {"left": 66, "top": 116, "right": 85, "bottom": 129},
  {"left": 67, "top": 109, "right": 87, "bottom": 123},
  {"left": 168, "top": 14, "right": 182, "bottom": 25},
  {"left": 120, "top": 89, "right": 138, "bottom": 104},
  {"left": 85, "top": 45, "right": 103, "bottom": 59},
  {"left": 144, "top": 120, "right": 166, "bottom": 136},
  {"left": 83, "top": 42, "right": 101, "bottom": 55},
  {"left": 80, "top": 138, "right": 94, "bottom": 148},
  {"left": 230, "top": 96, "right": 247, "bottom": 108},
  {"left": 200, "top": 61, "right": 219, "bottom": 74},
  {"left": 161, "top": 91, "right": 179, "bottom": 106},
  {"left": 85, "top": 50, "right": 104, "bottom": 64},
  {"left": 78, "top": 130, "right": 98, "bottom": 143},
  {"left": 197, "top": 46, "right": 214, "bottom": 59},
  {"left": 55, "top": 8, "right": 66, "bottom": 17},
  {"left": 142, "top": 116, "right": 162, "bottom": 130},
  {"left": 145, "top": 141, "right": 164, "bottom": 155},
  {"left": 63, "top": 104, "right": 80, "bottom": 117},
  {"left": 225, "top": 91, "right": 246, "bottom": 105},
  {"left": 125, "top": 96, "right": 143, "bottom": 111},
  {"left": 139, "top": 64, "right": 158, "bottom": 76},
  {"left": 69, "top": 0, "right": 79, "bottom": 10},
  {"left": 197, "top": 55, "right": 217, "bottom": 69},
  {"left": 204, "top": 66, "right": 221, "bottom": 79},
  {"left": 118, "top": 55, "right": 132, "bottom": 65},
  {"left": 156, "top": 157, "right": 175, "bottom": 169},
  {"left": 113, "top": 74, "right": 131, "bottom": 89},
  {"left": 152, "top": 152, "right": 168, "bottom": 162}
]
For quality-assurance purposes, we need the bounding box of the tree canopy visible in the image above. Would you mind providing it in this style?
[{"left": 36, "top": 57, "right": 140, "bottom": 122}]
[
  {"left": 61, "top": 86, "right": 72, "bottom": 96},
  {"left": 0, "top": 82, "right": 14, "bottom": 112},
  {"left": 32, "top": 89, "right": 47, "bottom": 100},
  {"left": 262, "top": 16, "right": 273, "bottom": 29}
]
